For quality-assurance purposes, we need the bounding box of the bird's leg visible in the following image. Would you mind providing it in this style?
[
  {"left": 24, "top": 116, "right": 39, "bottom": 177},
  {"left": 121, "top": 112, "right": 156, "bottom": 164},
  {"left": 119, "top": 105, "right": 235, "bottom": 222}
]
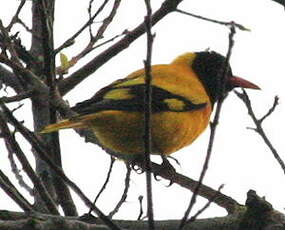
[{"left": 152, "top": 154, "right": 177, "bottom": 184}]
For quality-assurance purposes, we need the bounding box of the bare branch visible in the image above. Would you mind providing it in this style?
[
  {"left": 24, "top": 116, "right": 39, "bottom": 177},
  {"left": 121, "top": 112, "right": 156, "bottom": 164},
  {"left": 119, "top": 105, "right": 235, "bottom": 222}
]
[
  {"left": 235, "top": 90, "right": 285, "bottom": 175},
  {"left": 1, "top": 90, "right": 34, "bottom": 103},
  {"left": 0, "top": 65, "right": 23, "bottom": 93},
  {"left": 0, "top": 101, "right": 121, "bottom": 230},
  {"left": 143, "top": 0, "right": 155, "bottom": 229},
  {"left": 7, "top": 145, "right": 34, "bottom": 196},
  {"left": 0, "top": 170, "right": 33, "bottom": 212},
  {"left": 108, "top": 163, "right": 131, "bottom": 218},
  {"left": 187, "top": 184, "right": 224, "bottom": 224},
  {"left": 136, "top": 161, "right": 241, "bottom": 214},
  {"left": 57, "top": 0, "right": 184, "bottom": 96},
  {"left": 176, "top": 9, "right": 250, "bottom": 31},
  {"left": 259, "top": 96, "right": 279, "bottom": 124},
  {"left": 88, "top": 156, "right": 116, "bottom": 214},
  {"left": 63, "top": 0, "right": 122, "bottom": 73},
  {"left": 54, "top": 0, "right": 111, "bottom": 54},
  {"left": 0, "top": 110, "right": 59, "bottom": 215},
  {"left": 7, "top": 0, "right": 27, "bottom": 32},
  {"left": 179, "top": 24, "right": 237, "bottom": 230}
]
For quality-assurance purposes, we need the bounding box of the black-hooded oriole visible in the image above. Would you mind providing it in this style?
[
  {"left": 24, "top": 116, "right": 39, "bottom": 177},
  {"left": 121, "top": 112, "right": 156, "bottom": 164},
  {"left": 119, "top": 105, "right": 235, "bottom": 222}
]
[{"left": 41, "top": 51, "right": 259, "bottom": 160}]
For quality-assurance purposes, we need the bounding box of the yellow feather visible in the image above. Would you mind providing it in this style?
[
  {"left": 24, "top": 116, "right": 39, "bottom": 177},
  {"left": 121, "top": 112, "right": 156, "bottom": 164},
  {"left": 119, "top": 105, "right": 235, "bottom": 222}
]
[{"left": 42, "top": 52, "right": 253, "bottom": 158}]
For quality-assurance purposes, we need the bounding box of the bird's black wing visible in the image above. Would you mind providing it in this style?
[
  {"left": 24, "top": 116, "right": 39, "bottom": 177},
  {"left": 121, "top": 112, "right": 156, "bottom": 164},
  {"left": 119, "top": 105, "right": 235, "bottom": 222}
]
[{"left": 72, "top": 84, "right": 207, "bottom": 115}]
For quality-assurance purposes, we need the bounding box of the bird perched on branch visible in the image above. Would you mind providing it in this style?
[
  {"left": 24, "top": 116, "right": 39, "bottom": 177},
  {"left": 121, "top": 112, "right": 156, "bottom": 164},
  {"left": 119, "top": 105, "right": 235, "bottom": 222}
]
[{"left": 41, "top": 51, "right": 259, "bottom": 161}]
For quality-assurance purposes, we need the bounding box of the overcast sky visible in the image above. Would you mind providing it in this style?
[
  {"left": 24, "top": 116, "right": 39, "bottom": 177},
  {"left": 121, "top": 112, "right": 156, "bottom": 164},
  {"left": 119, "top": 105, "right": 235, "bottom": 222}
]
[{"left": 0, "top": 0, "right": 285, "bottom": 220}]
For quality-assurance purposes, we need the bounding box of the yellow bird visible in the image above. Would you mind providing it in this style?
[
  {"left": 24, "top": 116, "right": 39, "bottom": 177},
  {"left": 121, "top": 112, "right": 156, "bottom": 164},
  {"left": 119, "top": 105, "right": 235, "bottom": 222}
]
[{"left": 41, "top": 51, "right": 259, "bottom": 160}]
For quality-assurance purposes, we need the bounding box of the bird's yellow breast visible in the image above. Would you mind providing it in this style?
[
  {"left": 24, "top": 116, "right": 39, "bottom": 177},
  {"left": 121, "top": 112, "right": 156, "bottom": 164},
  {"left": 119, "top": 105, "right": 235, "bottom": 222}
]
[{"left": 86, "top": 62, "right": 212, "bottom": 158}]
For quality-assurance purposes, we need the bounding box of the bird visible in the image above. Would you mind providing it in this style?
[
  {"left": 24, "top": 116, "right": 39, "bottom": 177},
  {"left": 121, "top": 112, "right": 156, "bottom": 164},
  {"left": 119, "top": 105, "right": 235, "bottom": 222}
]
[{"left": 41, "top": 51, "right": 260, "bottom": 161}]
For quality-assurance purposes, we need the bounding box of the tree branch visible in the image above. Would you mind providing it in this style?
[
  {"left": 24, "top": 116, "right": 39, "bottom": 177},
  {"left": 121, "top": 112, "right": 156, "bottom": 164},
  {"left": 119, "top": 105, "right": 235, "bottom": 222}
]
[
  {"left": 0, "top": 170, "right": 33, "bottom": 212},
  {"left": 143, "top": 0, "right": 155, "bottom": 229},
  {"left": 58, "top": 0, "right": 184, "bottom": 96},
  {"left": 235, "top": 90, "right": 285, "bottom": 175},
  {"left": 0, "top": 101, "right": 121, "bottom": 230},
  {"left": 179, "top": 23, "right": 237, "bottom": 230},
  {"left": 0, "top": 111, "right": 59, "bottom": 215},
  {"left": 0, "top": 65, "right": 23, "bottom": 93},
  {"left": 0, "top": 191, "right": 284, "bottom": 230}
]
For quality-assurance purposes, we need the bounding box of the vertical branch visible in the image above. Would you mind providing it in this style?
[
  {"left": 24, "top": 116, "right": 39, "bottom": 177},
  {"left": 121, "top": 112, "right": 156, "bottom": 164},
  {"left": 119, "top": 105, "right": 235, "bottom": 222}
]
[
  {"left": 178, "top": 24, "right": 236, "bottom": 230},
  {"left": 88, "top": 156, "right": 115, "bottom": 214},
  {"left": 143, "top": 0, "right": 155, "bottom": 229}
]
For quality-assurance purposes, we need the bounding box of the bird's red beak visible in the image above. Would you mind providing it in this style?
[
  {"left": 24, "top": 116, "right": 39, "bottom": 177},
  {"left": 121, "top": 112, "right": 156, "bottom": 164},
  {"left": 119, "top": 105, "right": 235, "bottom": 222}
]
[{"left": 229, "top": 76, "right": 260, "bottom": 90}]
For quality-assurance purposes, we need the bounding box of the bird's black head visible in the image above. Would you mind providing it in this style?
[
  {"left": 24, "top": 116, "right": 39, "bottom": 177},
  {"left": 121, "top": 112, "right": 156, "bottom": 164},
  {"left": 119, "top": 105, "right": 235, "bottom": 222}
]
[{"left": 192, "top": 51, "right": 259, "bottom": 105}]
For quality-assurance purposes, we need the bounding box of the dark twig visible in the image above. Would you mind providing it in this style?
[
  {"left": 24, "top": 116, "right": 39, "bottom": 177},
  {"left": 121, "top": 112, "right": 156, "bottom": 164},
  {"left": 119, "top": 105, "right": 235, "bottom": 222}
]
[
  {"left": 37, "top": 0, "right": 78, "bottom": 216},
  {"left": 108, "top": 163, "right": 131, "bottom": 218},
  {"left": 1, "top": 90, "right": 34, "bottom": 103},
  {"left": 88, "top": 156, "right": 115, "bottom": 214},
  {"left": 187, "top": 184, "right": 224, "bottom": 224},
  {"left": 0, "top": 111, "right": 59, "bottom": 215},
  {"left": 87, "top": 0, "right": 96, "bottom": 38},
  {"left": 54, "top": 0, "right": 110, "bottom": 54},
  {"left": 137, "top": 195, "right": 144, "bottom": 220},
  {"left": 68, "top": 0, "right": 121, "bottom": 67},
  {"left": 7, "top": 145, "right": 34, "bottom": 196},
  {"left": 7, "top": 0, "right": 27, "bottom": 32},
  {"left": 0, "top": 170, "right": 33, "bottom": 212},
  {"left": 178, "top": 24, "right": 236, "bottom": 230},
  {"left": 17, "top": 18, "right": 32, "bottom": 33},
  {"left": 143, "top": 0, "right": 155, "bottom": 229},
  {"left": 259, "top": 96, "right": 279, "bottom": 124},
  {"left": 134, "top": 160, "right": 240, "bottom": 214},
  {"left": 57, "top": 0, "right": 184, "bottom": 96},
  {"left": 0, "top": 101, "right": 121, "bottom": 230},
  {"left": 175, "top": 9, "right": 250, "bottom": 31},
  {"left": 235, "top": 90, "right": 285, "bottom": 175}
]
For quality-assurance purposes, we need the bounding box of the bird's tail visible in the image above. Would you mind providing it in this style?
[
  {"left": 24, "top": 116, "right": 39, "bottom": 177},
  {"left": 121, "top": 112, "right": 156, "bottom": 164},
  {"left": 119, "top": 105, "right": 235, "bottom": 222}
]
[{"left": 40, "top": 119, "right": 85, "bottom": 134}]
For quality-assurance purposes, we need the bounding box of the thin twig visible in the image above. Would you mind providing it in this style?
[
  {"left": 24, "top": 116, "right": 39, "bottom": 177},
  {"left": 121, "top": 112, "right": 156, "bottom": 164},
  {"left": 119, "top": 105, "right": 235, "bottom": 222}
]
[
  {"left": 88, "top": 0, "right": 96, "bottom": 38},
  {"left": 143, "top": 0, "right": 155, "bottom": 229},
  {"left": 175, "top": 9, "right": 250, "bottom": 31},
  {"left": 88, "top": 156, "right": 115, "bottom": 214},
  {"left": 57, "top": 0, "right": 184, "bottom": 96},
  {"left": 178, "top": 24, "right": 236, "bottom": 230},
  {"left": 187, "top": 184, "right": 224, "bottom": 224},
  {"left": 0, "top": 170, "right": 33, "bottom": 212},
  {"left": 1, "top": 90, "right": 34, "bottom": 103},
  {"left": 259, "top": 96, "right": 279, "bottom": 124},
  {"left": 67, "top": 0, "right": 121, "bottom": 68},
  {"left": 0, "top": 101, "right": 121, "bottom": 230},
  {"left": 137, "top": 195, "right": 144, "bottom": 220},
  {"left": 7, "top": 0, "right": 27, "bottom": 31},
  {"left": 7, "top": 144, "right": 34, "bottom": 196},
  {"left": 54, "top": 0, "right": 110, "bottom": 54},
  {"left": 235, "top": 90, "right": 285, "bottom": 175},
  {"left": 0, "top": 111, "right": 59, "bottom": 215},
  {"left": 108, "top": 163, "right": 131, "bottom": 218}
]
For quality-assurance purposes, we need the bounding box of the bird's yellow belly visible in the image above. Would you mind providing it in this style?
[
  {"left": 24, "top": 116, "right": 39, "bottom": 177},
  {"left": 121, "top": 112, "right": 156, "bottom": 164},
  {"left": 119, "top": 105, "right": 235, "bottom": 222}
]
[{"left": 90, "top": 107, "right": 211, "bottom": 157}]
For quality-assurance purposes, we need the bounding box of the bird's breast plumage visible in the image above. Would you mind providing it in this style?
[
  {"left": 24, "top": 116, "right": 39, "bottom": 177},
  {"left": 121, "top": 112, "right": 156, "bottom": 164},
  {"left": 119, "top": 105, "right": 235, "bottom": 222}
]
[{"left": 78, "top": 63, "right": 212, "bottom": 157}]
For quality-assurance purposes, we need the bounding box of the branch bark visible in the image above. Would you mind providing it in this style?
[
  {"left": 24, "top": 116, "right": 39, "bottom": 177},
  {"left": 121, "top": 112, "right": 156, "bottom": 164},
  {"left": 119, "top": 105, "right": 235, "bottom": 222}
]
[
  {"left": 58, "top": 0, "right": 184, "bottom": 96},
  {"left": 0, "top": 190, "right": 284, "bottom": 230}
]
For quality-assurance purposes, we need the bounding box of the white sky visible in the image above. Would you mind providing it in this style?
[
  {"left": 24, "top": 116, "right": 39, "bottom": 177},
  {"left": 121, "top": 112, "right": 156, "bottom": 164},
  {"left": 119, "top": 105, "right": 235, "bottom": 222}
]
[{"left": 0, "top": 0, "right": 285, "bottom": 220}]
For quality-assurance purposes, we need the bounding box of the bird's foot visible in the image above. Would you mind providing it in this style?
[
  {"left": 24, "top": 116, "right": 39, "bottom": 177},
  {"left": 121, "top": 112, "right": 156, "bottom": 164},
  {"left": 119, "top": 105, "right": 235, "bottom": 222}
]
[{"left": 153, "top": 155, "right": 177, "bottom": 185}]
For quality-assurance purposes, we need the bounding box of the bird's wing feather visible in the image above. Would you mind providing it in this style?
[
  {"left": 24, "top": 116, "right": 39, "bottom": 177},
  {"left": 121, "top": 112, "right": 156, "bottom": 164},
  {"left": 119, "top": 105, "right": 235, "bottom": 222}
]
[{"left": 72, "top": 83, "right": 207, "bottom": 115}]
